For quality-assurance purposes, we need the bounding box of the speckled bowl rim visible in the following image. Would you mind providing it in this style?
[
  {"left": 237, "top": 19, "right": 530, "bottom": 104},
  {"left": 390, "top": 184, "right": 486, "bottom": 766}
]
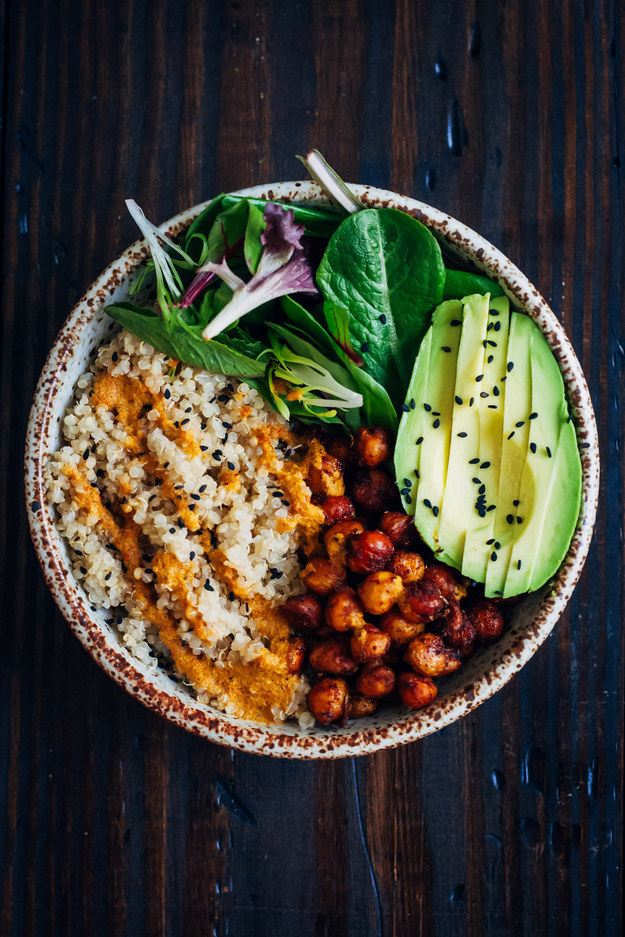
[{"left": 25, "top": 181, "right": 600, "bottom": 759}]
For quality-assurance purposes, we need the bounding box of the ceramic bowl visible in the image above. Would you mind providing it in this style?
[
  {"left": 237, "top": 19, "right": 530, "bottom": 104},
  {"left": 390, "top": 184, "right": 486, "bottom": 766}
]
[{"left": 25, "top": 182, "right": 599, "bottom": 758}]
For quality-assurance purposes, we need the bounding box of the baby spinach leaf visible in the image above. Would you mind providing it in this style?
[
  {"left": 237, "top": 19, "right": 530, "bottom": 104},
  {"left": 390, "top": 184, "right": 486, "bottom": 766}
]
[
  {"left": 106, "top": 302, "right": 266, "bottom": 379},
  {"left": 220, "top": 194, "right": 345, "bottom": 237},
  {"left": 244, "top": 203, "right": 267, "bottom": 273},
  {"left": 343, "top": 360, "right": 398, "bottom": 431},
  {"left": 443, "top": 269, "right": 505, "bottom": 301},
  {"left": 316, "top": 208, "right": 445, "bottom": 405}
]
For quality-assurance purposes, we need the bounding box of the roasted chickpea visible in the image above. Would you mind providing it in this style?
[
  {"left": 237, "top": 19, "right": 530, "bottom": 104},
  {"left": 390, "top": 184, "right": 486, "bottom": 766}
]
[
  {"left": 398, "top": 671, "right": 438, "bottom": 709},
  {"left": 404, "top": 633, "right": 448, "bottom": 677},
  {"left": 469, "top": 600, "right": 504, "bottom": 642},
  {"left": 442, "top": 647, "right": 462, "bottom": 674},
  {"left": 397, "top": 579, "right": 447, "bottom": 623},
  {"left": 379, "top": 511, "right": 419, "bottom": 548},
  {"left": 308, "top": 677, "right": 349, "bottom": 725},
  {"left": 357, "top": 571, "right": 404, "bottom": 616},
  {"left": 351, "top": 468, "right": 397, "bottom": 514},
  {"left": 322, "top": 495, "right": 356, "bottom": 526},
  {"left": 350, "top": 625, "right": 391, "bottom": 663},
  {"left": 324, "top": 520, "right": 365, "bottom": 565},
  {"left": 422, "top": 563, "right": 467, "bottom": 601},
  {"left": 440, "top": 600, "right": 476, "bottom": 657},
  {"left": 301, "top": 557, "right": 346, "bottom": 595},
  {"left": 356, "top": 662, "right": 396, "bottom": 698},
  {"left": 353, "top": 426, "right": 392, "bottom": 467},
  {"left": 348, "top": 530, "right": 394, "bottom": 575},
  {"left": 325, "top": 587, "right": 366, "bottom": 632},
  {"left": 388, "top": 550, "right": 425, "bottom": 584},
  {"left": 282, "top": 593, "right": 323, "bottom": 633},
  {"left": 285, "top": 637, "right": 306, "bottom": 674},
  {"left": 325, "top": 435, "right": 352, "bottom": 471},
  {"left": 380, "top": 609, "right": 425, "bottom": 644},
  {"left": 349, "top": 694, "right": 379, "bottom": 718},
  {"left": 307, "top": 453, "right": 345, "bottom": 497},
  {"left": 309, "top": 636, "right": 359, "bottom": 675}
]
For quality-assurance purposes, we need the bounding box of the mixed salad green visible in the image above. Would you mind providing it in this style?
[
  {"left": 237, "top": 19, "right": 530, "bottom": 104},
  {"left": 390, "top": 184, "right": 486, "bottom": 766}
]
[{"left": 106, "top": 152, "right": 582, "bottom": 597}]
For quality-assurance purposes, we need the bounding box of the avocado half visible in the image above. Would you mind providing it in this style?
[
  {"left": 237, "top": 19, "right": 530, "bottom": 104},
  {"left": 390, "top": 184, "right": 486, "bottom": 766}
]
[{"left": 394, "top": 293, "right": 582, "bottom": 598}]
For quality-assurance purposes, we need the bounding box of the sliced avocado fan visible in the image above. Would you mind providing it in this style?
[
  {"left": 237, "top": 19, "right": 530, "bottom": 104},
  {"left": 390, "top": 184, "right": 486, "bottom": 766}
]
[{"left": 394, "top": 294, "right": 582, "bottom": 597}]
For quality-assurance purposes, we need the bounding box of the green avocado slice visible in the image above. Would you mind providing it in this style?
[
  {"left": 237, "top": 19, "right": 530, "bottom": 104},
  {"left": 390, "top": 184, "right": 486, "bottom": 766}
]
[
  {"left": 395, "top": 300, "right": 462, "bottom": 537},
  {"left": 460, "top": 295, "right": 511, "bottom": 583},
  {"left": 435, "top": 294, "right": 490, "bottom": 566},
  {"left": 483, "top": 313, "right": 534, "bottom": 597},
  {"left": 502, "top": 323, "right": 582, "bottom": 596}
]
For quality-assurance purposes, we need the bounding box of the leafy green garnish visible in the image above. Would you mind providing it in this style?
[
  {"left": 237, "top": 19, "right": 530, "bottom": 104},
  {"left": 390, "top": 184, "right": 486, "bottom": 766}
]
[
  {"left": 443, "top": 269, "right": 505, "bottom": 301},
  {"left": 316, "top": 208, "right": 445, "bottom": 406}
]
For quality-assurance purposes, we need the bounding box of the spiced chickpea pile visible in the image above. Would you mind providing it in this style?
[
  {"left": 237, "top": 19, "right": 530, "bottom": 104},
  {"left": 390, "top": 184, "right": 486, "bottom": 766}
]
[{"left": 281, "top": 426, "right": 505, "bottom": 727}]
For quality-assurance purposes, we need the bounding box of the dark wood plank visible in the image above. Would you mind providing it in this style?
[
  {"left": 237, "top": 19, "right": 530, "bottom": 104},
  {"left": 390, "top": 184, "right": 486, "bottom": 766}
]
[{"left": 0, "top": 1, "right": 623, "bottom": 936}]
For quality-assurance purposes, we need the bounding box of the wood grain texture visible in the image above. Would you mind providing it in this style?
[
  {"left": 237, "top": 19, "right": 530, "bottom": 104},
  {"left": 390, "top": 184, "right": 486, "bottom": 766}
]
[{"left": 1, "top": 1, "right": 623, "bottom": 935}]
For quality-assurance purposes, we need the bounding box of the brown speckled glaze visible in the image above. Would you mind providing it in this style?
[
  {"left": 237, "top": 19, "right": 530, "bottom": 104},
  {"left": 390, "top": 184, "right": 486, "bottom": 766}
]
[{"left": 25, "top": 182, "right": 600, "bottom": 759}]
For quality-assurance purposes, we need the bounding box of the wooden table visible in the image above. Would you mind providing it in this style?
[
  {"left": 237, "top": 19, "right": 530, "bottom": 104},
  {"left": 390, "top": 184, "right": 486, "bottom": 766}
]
[{"left": 2, "top": 1, "right": 622, "bottom": 934}]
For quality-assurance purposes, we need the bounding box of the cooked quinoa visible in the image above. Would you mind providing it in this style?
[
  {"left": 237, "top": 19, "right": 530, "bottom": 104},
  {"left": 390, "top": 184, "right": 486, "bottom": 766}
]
[{"left": 45, "top": 329, "right": 322, "bottom": 727}]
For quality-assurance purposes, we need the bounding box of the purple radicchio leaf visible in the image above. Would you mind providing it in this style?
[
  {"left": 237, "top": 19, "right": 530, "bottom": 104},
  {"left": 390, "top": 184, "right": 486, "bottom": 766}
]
[{"left": 201, "top": 205, "right": 318, "bottom": 340}]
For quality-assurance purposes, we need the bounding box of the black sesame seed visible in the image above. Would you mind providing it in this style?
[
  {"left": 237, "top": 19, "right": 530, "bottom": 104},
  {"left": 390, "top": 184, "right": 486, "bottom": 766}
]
[
  {"left": 177, "top": 518, "right": 185, "bottom": 529},
  {"left": 83, "top": 448, "right": 90, "bottom": 460},
  {"left": 517, "top": 560, "right": 522, "bottom": 570},
  {"left": 441, "top": 345, "right": 451, "bottom": 353},
  {"left": 478, "top": 484, "right": 486, "bottom": 494},
  {"left": 517, "top": 516, "right": 524, "bottom": 524},
  {"left": 487, "top": 355, "right": 494, "bottom": 364},
  {"left": 169, "top": 527, "right": 176, "bottom": 534},
  {"left": 410, "top": 398, "right": 416, "bottom": 410},
  {"left": 433, "top": 418, "right": 440, "bottom": 429},
  {"left": 174, "top": 484, "right": 183, "bottom": 490},
  {"left": 508, "top": 431, "right": 515, "bottom": 440},
  {"left": 174, "top": 421, "right": 180, "bottom": 428},
  {"left": 486, "top": 538, "right": 495, "bottom": 545},
  {"left": 493, "top": 386, "right": 500, "bottom": 397},
  {"left": 226, "top": 461, "right": 234, "bottom": 471},
  {"left": 200, "top": 445, "right": 209, "bottom": 452},
  {"left": 506, "top": 514, "right": 514, "bottom": 524},
  {"left": 480, "top": 391, "right": 489, "bottom": 398},
  {"left": 212, "top": 450, "right": 223, "bottom": 460},
  {"left": 218, "top": 394, "right": 229, "bottom": 402},
  {"left": 469, "top": 458, "right": 480, "bottom": 464},
  {"left": 450, "top": 319, "right": 461, "bottom": 326},
  {"left": 530, "top": 442, "right": 537, "bottom": 454},
  {"left": 546, "top": 446, "right": 552, "bottom": 458},
  {"left": 361, "top": 342, "right": 370, "bottom": 353},
  {"left": 494, "top": 321, "right": 501, "bottom": 331},
  {"left": 507, "top": 361, "right": 514, "bottom": 372},
  {"left": 580, "top": 441, "right": 590, "bottom": 448},
  {"left": 480, "top": 461, "right": 491, "bottom": 469},
  {"left": 475, "top": 374, "right": 484, "bottom": 383},
  {"left": 272, "top": 491, "right": 284, "bottom": 498},
  {"left": 416, "top": 436, "right": 424, "bottom": 445},
  {"left": 432, "top": 505, "right": 439, "bottom": 517},
  {"left": 402, "top": 404, "right": 410, "bottom": 412},
  {"left": 472, "top": 477, "right": 481, "bottom": 484},
  {"left": 455, "top": 395, "right": 463, "bottom": 405},
  {"left": 223, "top": 421, "right": 233, "bottom": 429},
  {"left": 529, "top": 412, "right": 538, "bottom": 420},
  {"left": 164, "top": 462, "right": 170, "bottom": 469},
  {"left": 457, "top": 432, "right": 468, "bottom": 438},
  {"left": 415, "top": 470, "right": 420, "bottom": 479},
  {"left": 495, "top": 542, "right": 501, "bottom": 550},
  {"left": 112, "top": 352, "right": 118, "bottom": 362},
  {"left": 513, "top": 499, "right": 520, "bottom": 506},
  {"left": 487, "top": 504, "right": 496, "bottom": 512},
  {"left": 488, "top": 405, "right": 498, "bottom": 409},
  {"left": 204, "top": 581, "right": 214, "bottom": 591},
  {"left": 164, "top": 388, "right": 171, "bottom": 399},
  {"left": 424, "top": 403, "right": 432, "bottom": 412},
  {"left": 180, "top": 418, "right": 190, "bottom": 426},
  {"left": 401, "top": 487, "right": 410, "bottom": 496},
  {"left": 188, "top": 503, "right": 196, "bottom": 511},
  {"left": 190, "top": 493, "right": 200, "bottom": 501},
  {"left": 405, "top": 494, "right": 412, "bottom": 504},
  {"left": 491, "top": 551, "right": 498, "bottom": 561},
  {"left": 79, "top": 566, "right": 87, "bottom": 574},
  {"left": 281, "top": 500, "right": 289, "bottom": 507},
  {"left": 432, "top": 411, "right": 440, "bottom": 416},
  {"left": 482, "top": 340, "right": 488, "bottom": 348},
  {"left": 404, "top": 477, "right": 412, "bottom": 487},
  {"left": 228, "top": 591, "right": 235, "bottom": 602},
  {"left": 487, "top": 322, "right": 494, "bottom": 332},
  {"left": 380, "top": 314, "right": 387, "bottom": 324},
  {"left": 487, "top": 340, "right": 497, "bottom": 347},
  {"left": 490, "top": 308, "right": 499, "bottom": 316},
  {"left": 199, "top": 485, "right": 207, "bottom": 493},
  {"left": 469, "top": 398, "right": 475, "bottom": 407},
  {"left": 423, "top": 498, "right": 432, "bottom": 509}
]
